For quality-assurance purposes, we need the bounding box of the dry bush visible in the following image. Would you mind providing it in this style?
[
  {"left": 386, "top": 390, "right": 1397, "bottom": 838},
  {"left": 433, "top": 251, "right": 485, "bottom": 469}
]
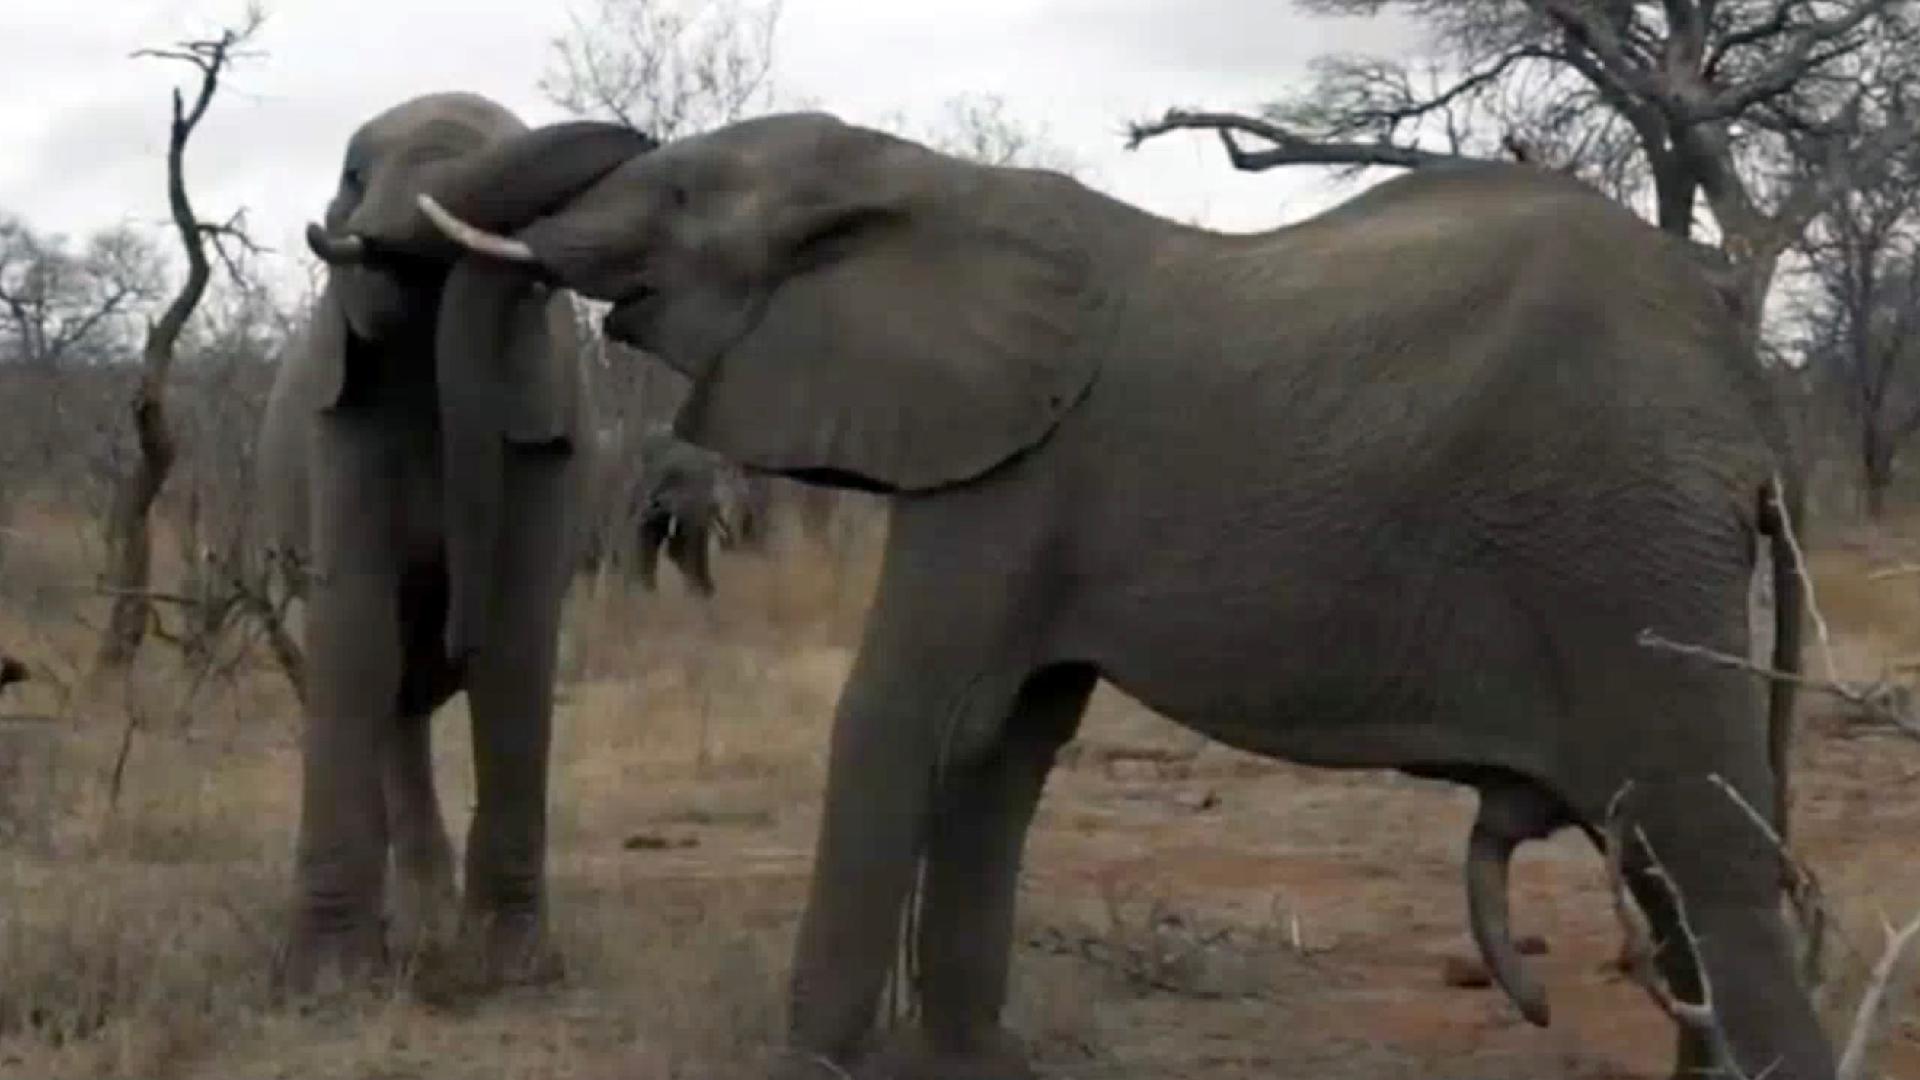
[{"left": 0, "top": 494, "right": 897, "bottom": 1079}]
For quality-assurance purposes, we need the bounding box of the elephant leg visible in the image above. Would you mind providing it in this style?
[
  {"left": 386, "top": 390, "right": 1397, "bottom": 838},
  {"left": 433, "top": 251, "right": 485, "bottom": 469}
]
[
  {"left": 383, "top": 710, "right": 456, "bottom": 957},
  {"left": 1608, "top": 774, "right": 1834, "bottom": 1080},
  {"left": 459, "top": 447, "right": 571, "bottom": 984},
  {"left": 781, "top": 580, "right": 1033, "bottom": 1073},
  {"left": 636, "top": 512, "right": 669, "bottom": 592},
  {"left": 285, "top": 411, "right": 405, "bottom": 990},
  {"left": 863, "top": 663, "right": 1094, "bottom": 1079},
  {"left": 386, "top": 563, "right": 461, "bottom": 958},
  {"left": 669, "top": 519, "right": 715, "bottom": 597}
]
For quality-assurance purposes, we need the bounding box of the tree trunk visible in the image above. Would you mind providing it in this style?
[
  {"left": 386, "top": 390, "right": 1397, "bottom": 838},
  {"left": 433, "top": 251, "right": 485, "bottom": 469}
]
[
  {"left": 94, "top": 31, "right": 249, "bottom": 669},
  {"left": 98, "top": 376, "right": 178, "bottom": 667},
  {"left": 1862, "top": 426, "right": 1894, "bottom": 520}
]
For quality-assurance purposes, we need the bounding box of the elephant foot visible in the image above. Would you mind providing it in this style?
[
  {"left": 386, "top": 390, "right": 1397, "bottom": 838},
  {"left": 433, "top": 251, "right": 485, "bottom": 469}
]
[
  {"left": 276, "top": 920, "right": 388, "bottom": 997},
  {"left": 464, "top": 909, "right": 565, "bottom": 987},
  {"left": 386, "top": 872, "right": 458, "bottom": 967},
  {"left": 401, "top": 912, "right": 562, "bottom": 1006},
  {"left": 852, "top": 1028, "right": 1037, "bottom": 1080}
]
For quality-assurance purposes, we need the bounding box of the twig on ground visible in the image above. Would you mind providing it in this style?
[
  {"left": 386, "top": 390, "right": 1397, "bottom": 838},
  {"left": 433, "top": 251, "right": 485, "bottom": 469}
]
[{"left": 1837, "top": 909, "right": 1920, "bottom": 1080}]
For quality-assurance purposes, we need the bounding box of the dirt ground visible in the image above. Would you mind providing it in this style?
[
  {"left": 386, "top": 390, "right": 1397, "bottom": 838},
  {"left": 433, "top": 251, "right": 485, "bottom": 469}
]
[{"left": 0, "top": 511, "right": 1916, "bottom": 1080}]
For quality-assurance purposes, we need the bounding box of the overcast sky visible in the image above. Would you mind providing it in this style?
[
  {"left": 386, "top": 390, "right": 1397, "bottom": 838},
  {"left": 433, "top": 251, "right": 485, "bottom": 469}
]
[{"left": 0, "top": 0, "right": 1418, "bottom": 291}]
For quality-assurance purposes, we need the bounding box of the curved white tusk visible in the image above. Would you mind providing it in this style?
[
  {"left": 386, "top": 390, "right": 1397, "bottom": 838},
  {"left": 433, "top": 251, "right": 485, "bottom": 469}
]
[{"left": 416, "top": 195, "right": 537, "bottom": 263}]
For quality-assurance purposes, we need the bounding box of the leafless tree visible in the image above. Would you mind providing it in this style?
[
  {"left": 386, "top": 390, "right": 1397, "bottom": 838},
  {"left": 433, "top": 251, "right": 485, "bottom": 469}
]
[
  {"left": 917, "top": 93, "right": 1084, "bottom": 176},
  {"left": 96, "top": 7, "right": 266, "bottom": 670},
  {"left": 0, "top": 216, "right": 163, "bottom": 369},
  {"left": 1793, "top": 141, "right": 1920, "bottom": 517},
  {"left": 539, "top": 0, "right": 781, "bottom": 138},
  {"left": 1129, "top": 1, "right": 1920, "bottom": 343}
]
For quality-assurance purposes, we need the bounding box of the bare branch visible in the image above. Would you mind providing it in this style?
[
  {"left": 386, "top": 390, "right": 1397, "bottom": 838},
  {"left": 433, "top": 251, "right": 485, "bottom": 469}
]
[
  {"left": 1601, "top": 783, "right": 1736, "bottom": 1063},
  {"left": 1125, "top": 109, "right": 1487, "bottom": 171},
  {"left": 539, "top": 0, "right": 781, "bottom": 137},
  {"left": 98, "top": 8, "right": 265, "bottom": 669},
  {"left": 1637, "top": 628, "right": 1920, "bottom": 740},
  {"left": 1837, "top": 909, "right": 1920, "bottom": 1080}
]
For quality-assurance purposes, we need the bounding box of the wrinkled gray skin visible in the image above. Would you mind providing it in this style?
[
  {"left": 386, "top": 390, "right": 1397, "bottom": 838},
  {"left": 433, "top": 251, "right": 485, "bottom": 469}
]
[
  {"left": 256, "top": 92, "right": 648, "bottom": 989},
  {"left": 377, "top": 113, "right": 1823, "bottom": 1080}
]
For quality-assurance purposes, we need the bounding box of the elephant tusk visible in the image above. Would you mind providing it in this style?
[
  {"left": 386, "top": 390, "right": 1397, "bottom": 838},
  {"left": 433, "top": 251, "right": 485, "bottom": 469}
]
[
  {"left": 417, "top": 195, "right": 537, "bottom": 263},
  {"left": 1465, "top": 814, "right": 1551, "bottom": 1027},
  {"left": 304, "top": 222, "right": 367, "bottom": 265}
]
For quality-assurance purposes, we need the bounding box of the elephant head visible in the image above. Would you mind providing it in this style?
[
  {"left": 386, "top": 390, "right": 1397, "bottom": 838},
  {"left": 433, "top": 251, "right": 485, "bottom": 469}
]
[
  {"left": 412, "top": 112, "right": 1109, "bottom": 495},
  {"left": 297, "top": 93, "right": 654, "bottom": 659}
]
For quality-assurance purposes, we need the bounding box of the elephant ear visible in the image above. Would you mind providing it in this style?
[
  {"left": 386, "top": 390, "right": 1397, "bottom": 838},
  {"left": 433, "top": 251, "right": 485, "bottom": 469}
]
[
  {"left": 305, "top": 280, "right": 354, "bottom": 409},
  {"left": 673, "top": 138, "right": 1106, "bottom": 493}
]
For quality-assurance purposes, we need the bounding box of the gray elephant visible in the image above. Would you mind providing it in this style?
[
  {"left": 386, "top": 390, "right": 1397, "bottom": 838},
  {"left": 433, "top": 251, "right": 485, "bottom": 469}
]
[
  {"left": 581, "top": 421, "right": 756, "bottom": 595},
  {"left": 341, "top": 113, "right": 1822, "bottom": 1080},
  {"left": 256, "top": 92, "right": 651, "bottom": 988}
]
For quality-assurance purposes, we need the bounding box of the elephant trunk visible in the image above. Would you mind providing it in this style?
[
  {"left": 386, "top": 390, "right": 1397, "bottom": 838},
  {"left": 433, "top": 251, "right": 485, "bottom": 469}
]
[
  {"left": 435, "top": 260, "right": 520, "bottom": 661},
  {"left": 1465, "top": 806, "right": 1551, "bottom": 1027},
  {"left": 315, "top": 122, "right": 656, "bottom": 268},
  {"left": 305, "top": 223, "right": 369, "bottom": 266}
]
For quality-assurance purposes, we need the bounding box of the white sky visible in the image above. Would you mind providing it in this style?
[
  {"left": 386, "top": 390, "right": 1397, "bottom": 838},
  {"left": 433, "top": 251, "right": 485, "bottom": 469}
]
[{"left": 0, "top": 0, "right": 1419, "bottom": 291}]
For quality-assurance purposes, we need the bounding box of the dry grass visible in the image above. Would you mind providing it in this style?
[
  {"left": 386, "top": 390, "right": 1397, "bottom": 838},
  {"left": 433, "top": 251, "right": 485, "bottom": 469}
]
[{"left": 0, "top": 502, "right": 1915, "bottom": 1080}]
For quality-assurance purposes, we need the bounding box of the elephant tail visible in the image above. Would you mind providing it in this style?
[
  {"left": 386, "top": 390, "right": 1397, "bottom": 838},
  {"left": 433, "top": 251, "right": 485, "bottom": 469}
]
[{"left": 1758, "top": 473, "right": 1806, "bottom": 844}]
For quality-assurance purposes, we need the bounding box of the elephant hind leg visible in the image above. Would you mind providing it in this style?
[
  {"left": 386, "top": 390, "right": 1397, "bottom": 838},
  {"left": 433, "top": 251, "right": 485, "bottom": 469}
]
[{"left": 1597, "top": 776, "right": 1834, "bottom": 1080}]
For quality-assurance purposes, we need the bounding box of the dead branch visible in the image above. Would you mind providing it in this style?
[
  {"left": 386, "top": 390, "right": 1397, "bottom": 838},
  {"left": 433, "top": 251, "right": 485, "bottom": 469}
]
[
  {"left": 1637, "top": 628, "right": 1920, "bottom": 742},
  {"left": 1601, "top": 784, "right": 1738, "bottom": 1066},
  {"left": 97, "top": 8, "right": 265, "bottom": 670},
  {"left": 1125, "top": 109, "right": 1485, "bottom": 171},
  {"left": 1604, "top": 775, "right": 1920, "bottom": 1080},
  {"left": 1837, "top": 909, "right": 1920, "bottom": 1080}
]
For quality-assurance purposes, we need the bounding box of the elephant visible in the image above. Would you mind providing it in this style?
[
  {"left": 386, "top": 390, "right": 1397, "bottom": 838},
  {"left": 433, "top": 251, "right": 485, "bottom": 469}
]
[
  {"left": 580, "top": 421, "right": 760, "bottom": 595},
  {"left": 338, "top": 112, "right": 1823, "bottom": 1080},
  {"left": 255, "top": 91, "right": 653, "bottom": 989}
]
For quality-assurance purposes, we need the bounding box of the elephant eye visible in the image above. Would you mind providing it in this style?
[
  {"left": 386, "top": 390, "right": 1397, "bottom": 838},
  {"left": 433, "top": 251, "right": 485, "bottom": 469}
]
[{"left": 341, "top": 165, "right": 364, "bottom": 193}]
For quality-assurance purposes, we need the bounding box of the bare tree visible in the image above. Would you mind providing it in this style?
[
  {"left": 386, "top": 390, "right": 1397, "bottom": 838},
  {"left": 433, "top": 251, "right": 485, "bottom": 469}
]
[
  {"left": 1128, "top": 1, "right": 1920, "bottom": 341},
  {"left": 0, "top": 216, "right": 163, "bottom": 368},
  {"left": 1794, "top": 142, "right": 1920, "bottom": 517},
  {"left": 539, "top": 0, "right": 781, "bottom": 138},
  {"left": 917, "top": 93, "right": 1084, "bottom": 175},
  {"left": 97, "top": 8, "right": 266, "bottom": 670}
]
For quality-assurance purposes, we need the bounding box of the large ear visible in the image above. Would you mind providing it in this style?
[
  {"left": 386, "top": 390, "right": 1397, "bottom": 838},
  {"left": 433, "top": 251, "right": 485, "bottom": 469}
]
[
  {"left": 434, "top": 257, "right": 580, "bottom": 660},
  {"left": 673, "top": 136, "right": 1105, "bottom": 493},
  {"left": 306, "top": 280, "right": 352, "bottom": 408}
]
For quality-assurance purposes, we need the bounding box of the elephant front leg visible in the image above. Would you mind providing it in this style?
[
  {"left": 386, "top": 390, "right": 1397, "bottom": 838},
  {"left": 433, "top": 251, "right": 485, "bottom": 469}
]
[
  {"left": 286, "top": 419, "right": 406, "bottom": 990},
  {"left": 383, "top": 710, "right": 456, "bottom": 959},
  {"left": 860, "top": 663, "right": 1094, "bottom": 1080},
  {"left": 781, "top": 656, "right": 1038, "bottom": 1075},
  {"left": 459, "top": 450, "right": 570, "bottom": 985}
]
